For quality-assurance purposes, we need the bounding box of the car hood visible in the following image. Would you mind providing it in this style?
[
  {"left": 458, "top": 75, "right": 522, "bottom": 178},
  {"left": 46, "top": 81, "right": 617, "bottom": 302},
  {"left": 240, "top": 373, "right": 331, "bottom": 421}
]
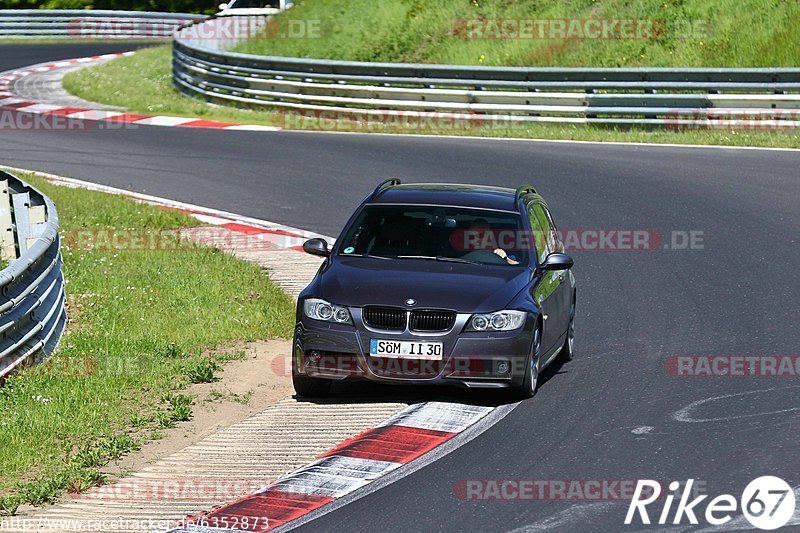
[{"left": 317, "top": 257, "right": 531, "bottom": 313}]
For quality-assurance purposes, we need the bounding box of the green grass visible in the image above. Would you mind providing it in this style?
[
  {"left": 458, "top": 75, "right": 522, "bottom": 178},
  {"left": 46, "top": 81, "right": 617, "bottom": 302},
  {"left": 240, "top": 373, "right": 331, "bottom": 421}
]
[
  {"left": 64, "top": 47, "right": 800, "bottom": 148},
  {"left": 63, "top": 45, "right": 265, "bottom": 124},
  {"left": 0, "top": 172, "right": 294, "bottom": 514},
  {"left": 62, "top": 0, "right": 800, "bottom": 149},
  {"left": 235, "top": 0, "right": 800, "bottom": 67}
]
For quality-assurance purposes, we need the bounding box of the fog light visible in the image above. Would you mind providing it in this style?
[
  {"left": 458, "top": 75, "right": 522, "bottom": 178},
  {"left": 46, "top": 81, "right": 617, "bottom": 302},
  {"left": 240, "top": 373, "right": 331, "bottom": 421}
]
[
  {"left": 496, "top": 360, "right": 510, "bottom": 374},
  {"left": 306, "top": 351, "right": 321, "bottom": 367}
]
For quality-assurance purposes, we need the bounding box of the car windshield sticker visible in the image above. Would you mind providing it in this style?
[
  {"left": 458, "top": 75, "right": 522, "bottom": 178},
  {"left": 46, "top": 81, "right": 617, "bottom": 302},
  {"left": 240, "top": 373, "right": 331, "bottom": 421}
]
[{"left": 343, "top": 246, "right": 355, "bottom": 254}]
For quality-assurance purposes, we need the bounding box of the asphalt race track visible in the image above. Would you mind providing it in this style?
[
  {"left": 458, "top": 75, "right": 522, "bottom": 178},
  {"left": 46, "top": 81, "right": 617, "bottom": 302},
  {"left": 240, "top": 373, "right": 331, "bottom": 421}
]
[{"left": 2, "top": 44, "right": 800, "bottom": 532}]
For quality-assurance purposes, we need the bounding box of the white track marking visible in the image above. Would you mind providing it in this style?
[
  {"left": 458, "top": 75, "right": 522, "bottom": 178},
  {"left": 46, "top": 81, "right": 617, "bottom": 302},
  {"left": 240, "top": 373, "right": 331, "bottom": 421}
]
[{"left": 672, "top": 385, "right": 800, "bottom": 423}]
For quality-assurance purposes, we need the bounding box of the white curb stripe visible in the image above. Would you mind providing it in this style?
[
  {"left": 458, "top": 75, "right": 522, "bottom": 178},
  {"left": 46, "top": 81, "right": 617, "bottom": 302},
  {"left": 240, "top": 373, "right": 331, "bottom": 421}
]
[
  {"left": 66, "top": 110, "right": 124, "bottom": 120},
  {"left": 0, "top": 53, "right": 283, "bottom": 133},
  {"left": 269, "top": 474, "right": 370, "bottom": 498},
  {"left": 223, "top": 125, "right": 281, "bottom": 132},
  {"left": 13, "top": 103, "right": 63, "bottom": 113},
  {"left": 0, "top": 166, "right": 503, "bottom": 532},
  {"left": 132, "top": 116, "right": 197, "bottom": 126},
  {"left": 378, "top": 401, "right": 495, "bottom": 433},
  {"left": 0, "top": 97, "right": 27, "bottom": 105},
  {"left": 288, "top": 456, "right": 402, "bottom": 481}
]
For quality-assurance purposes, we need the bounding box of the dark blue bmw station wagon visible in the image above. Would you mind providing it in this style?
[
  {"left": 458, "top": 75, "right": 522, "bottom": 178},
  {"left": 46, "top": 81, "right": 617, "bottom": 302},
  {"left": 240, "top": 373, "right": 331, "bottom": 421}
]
[{"left": 293, "top": 179, "right": 576, "bottom": 399}]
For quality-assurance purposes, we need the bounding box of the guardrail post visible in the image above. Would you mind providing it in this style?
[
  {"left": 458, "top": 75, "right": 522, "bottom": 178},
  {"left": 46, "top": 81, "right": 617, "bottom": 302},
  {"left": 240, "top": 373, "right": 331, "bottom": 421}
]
[
  {"left": 0, "top": 169, "right": 67, "bottom": 378},
  {"left": 0, "top": 180, "right": 14, "bottom": 260},
  {"left": 11, "top": 191, "right": 31, "bottom": 256}
]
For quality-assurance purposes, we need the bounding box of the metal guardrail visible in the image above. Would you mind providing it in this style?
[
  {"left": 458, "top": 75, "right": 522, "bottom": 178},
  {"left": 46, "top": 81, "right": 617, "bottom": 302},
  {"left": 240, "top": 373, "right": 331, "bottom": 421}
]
[
  {"left": 173, "top": 19, "right": 800, "bottom": 128},
  {"left": 0, "top": 10, "right": 205, "bottom": 40},
  {"left": 0, "top": 169, "right": 66, "bottom": 379}
]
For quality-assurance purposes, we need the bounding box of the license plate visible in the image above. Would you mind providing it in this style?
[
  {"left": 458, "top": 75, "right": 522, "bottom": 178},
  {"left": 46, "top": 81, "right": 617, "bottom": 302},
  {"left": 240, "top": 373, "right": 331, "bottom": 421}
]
[{"left": 370, "top": 339, "right": 443, "bottom": 360}]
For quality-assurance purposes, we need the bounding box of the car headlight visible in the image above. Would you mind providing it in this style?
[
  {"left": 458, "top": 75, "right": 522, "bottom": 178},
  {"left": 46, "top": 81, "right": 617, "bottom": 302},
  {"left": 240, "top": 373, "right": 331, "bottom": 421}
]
[
  {"left": 303, "top": 298, "right": 352, "bottom": 324},
  {"left": 465, "top": 310, "right": 526, "bottom": 332}
]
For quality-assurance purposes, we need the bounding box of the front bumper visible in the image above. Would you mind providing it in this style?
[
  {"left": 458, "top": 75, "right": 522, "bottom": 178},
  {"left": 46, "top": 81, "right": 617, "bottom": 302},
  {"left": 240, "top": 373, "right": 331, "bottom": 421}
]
[{"left": 293, "top": 312, "right": 534, "bottom": 388}]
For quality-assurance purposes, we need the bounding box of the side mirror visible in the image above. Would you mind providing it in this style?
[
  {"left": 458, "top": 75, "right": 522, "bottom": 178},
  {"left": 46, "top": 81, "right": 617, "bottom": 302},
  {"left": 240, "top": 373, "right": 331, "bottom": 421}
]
[
  {"left": 218, "top": 3, "right": 229, "bottom": 10},
  {"left": 303, "top": 238, "right": 329, "bottom": 257},
  {"left": 540, "top": 252, "right": 573, "bottom": 271}
]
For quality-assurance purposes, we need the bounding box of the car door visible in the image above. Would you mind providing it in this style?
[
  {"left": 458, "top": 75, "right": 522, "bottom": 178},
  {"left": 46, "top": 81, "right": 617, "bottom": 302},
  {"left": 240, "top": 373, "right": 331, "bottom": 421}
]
[
  {"left": 542, "top": 204, "right": 570, "bottom": 344},
  {"left": 527, "top": 202, "right": 561, "bottom": 354}
]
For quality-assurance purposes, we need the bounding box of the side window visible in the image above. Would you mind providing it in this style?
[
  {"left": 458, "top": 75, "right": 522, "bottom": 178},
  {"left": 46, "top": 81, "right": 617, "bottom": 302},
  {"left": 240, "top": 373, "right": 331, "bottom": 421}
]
[
  {"left": 527, "top": 203, "right": 550, "bottom": 264},
  {"left": 542, "top": 206, "right": 563, "bottom": 253}
]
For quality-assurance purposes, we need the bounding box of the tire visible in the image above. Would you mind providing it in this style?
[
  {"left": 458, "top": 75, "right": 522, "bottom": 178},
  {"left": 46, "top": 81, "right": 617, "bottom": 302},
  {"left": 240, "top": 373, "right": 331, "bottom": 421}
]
[
  {"left": 560, "top": 296, "right": 576, "bottom": 363},
  {"left": 511, "top": 325, "right": 541, "bottom": 400},
  {"left": 292, "top": 353, "right": 331, "bottom": 397}
]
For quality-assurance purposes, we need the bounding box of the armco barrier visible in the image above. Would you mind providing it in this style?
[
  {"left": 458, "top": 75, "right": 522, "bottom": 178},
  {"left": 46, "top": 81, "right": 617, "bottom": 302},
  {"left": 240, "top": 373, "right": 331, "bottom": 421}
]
[
  {"left": 0, "top": 9, "right": 204, "bottom": 40},
  {"left": 0, "top": 169, "right": 66, "bottom": 378},
  {"left": 173, "top": 18, "right": 800, "bottom": 128}
]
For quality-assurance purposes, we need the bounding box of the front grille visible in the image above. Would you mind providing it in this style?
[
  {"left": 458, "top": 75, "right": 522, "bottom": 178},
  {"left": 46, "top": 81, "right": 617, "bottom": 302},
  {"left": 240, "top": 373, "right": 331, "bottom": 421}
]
[
  {"left": 410, "top": 309, "right": 456, "bottom": 332},
  {"left": 363, "top": 306, "right": 406, "bottom": 330}
]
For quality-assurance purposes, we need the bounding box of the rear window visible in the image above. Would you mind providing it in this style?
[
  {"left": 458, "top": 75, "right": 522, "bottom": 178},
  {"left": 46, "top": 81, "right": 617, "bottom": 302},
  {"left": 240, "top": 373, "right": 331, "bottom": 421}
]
[{"left": 337, "top": 205, "right": 530, "bottom": 266}]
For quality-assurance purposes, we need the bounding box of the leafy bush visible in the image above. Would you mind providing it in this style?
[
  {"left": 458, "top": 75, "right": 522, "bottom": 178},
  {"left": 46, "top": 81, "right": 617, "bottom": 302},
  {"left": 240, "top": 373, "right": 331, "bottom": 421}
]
[{"left": 3, "top": 0, "right": 219, "bottom": 14}]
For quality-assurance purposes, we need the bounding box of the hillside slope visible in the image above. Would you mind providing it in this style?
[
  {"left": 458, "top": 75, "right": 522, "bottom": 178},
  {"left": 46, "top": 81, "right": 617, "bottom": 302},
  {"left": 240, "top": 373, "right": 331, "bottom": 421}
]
[{"left": 235, "top": 0, "right": 800, "bottom": 67}]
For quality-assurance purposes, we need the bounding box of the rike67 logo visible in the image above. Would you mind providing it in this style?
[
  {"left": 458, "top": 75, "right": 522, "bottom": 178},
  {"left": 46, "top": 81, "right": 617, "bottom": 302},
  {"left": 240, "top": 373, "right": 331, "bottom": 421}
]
[{"left": 626, "top": 477, "right": 796, "bottom": 530}]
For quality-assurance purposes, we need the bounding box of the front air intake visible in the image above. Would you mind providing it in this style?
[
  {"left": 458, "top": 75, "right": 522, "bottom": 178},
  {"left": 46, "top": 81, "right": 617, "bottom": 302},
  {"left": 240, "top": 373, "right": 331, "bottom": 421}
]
[
  {"left": 410, "top": 309, "right": 456, "bottom": 332},
  {"left": 363, "top": 307, "right": 406, "bottom": 330}
]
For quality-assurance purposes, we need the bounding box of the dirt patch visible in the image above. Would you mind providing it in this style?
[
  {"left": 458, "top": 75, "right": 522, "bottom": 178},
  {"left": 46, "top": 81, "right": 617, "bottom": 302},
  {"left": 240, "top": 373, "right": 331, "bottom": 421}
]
[{"left": 104, "top": 339, "right": 293, "bottom": 480}]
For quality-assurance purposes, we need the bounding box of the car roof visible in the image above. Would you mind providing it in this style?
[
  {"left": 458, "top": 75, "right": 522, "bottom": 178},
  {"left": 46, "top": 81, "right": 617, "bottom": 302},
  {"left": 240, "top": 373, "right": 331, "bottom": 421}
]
[{"left": 368, "top": 183, "right": 533, "bottom": 212}]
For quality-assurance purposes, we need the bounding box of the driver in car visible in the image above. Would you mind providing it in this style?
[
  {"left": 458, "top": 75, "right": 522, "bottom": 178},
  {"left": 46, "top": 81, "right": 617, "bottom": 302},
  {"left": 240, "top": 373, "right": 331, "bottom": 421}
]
[{"left": 464, "top": 219, "right": 520, "bottom": 265}]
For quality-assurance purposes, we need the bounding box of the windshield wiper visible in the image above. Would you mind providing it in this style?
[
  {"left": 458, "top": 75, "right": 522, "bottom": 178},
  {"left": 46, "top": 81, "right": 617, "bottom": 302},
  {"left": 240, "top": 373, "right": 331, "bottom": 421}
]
[
  {"left": 397, "top": 255, "right": 480, "bottom": 265},
  {"left": 343, "top": 253, "right": 393, "bottom": 260}
]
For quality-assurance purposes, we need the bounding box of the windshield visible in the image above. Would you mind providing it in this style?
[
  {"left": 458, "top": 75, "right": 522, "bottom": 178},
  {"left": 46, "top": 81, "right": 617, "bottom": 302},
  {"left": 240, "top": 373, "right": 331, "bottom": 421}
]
[{"left": 337, "top": 205, "right": 530, "bottom": 266}]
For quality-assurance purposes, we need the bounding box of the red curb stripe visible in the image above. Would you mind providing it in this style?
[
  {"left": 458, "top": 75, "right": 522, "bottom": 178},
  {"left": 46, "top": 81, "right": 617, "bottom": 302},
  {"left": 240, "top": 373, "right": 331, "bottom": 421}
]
[
  {"left": 222, "top": 223, "right": 308, "bottom": 240},
  {"left": 320, "top": 424, "right": 454, "bottom": 464},
  {"left": 221, "top": 222, "right": 270, "bottom": 235},
  {"left": 181, "top": 119, "right": 243, "bottom": 128},
  {"left": 0, "top": 55, "right": 280, "bottom": 133},
  {"left": 42, "top": 107, "right": 87, "bottom": 116},
  {"left": 190, "top": 490, "right": 333, "bottom": 531},
  {"left": 104, "top": 113, "right": 152, "bottom": 123},
  {"left": 175, "top": 425, "right": 457, "bottom": 530},
  {"left": 3, "top": 101, "right": 36, "bottom": 109},
  {"left": 262, "top": 227, "right": 308, "bottom": 239}
]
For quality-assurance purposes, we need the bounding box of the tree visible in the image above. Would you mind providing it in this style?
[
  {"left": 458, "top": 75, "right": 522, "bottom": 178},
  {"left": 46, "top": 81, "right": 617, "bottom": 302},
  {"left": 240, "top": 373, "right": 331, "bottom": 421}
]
[{"left": 3, "top": 0, "right": 220, "bottom": 13}]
